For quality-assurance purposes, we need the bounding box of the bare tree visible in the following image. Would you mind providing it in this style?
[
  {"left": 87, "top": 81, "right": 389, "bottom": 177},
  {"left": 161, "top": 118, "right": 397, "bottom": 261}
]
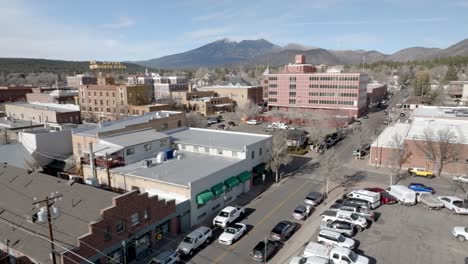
[
  {"left": 303, "top": 126, "right": 327, "bottom": 150},
  {"left": 236, "top": 100, "right": 259, "bottom": 121},
  {"left": 321, "top": 149, "right": 339, "bottom": 194},
  {"left": 388, "top": 133, "right": 412, "bottom": 184},
  {"left": 325, "top": 111, "right": 348, "bottom": 131},
  {"left": 351, "top": 127, "right": 371, "bottom": 159},
  {"left": 186, "top": 112, "right": 207, "bottom": 128},
  {"left": 415, "top": 127, "right": 461, "bottom": 176},
  {"left": 267, "top": 130, "right": 292, "bottom": 182}
]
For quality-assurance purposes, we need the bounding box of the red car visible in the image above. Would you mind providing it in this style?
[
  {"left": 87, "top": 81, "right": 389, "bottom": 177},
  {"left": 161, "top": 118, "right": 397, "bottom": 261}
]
[{"left": 364, "top": 188, "right": 397, "bottom": 205}]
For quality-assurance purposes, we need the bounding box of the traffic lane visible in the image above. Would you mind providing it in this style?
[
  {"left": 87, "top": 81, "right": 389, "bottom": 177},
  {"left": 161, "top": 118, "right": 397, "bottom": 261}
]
[{"left": 191, "top": 177, "right": 322, "bottom": 264}]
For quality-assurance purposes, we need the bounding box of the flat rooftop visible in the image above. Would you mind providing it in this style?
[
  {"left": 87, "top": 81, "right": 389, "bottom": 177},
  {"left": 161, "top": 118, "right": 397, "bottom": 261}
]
[
  {"left": 100, "top": 129, "right": 170, "bottom": 147},
  {"left": 412, "top": 106, "right": 468, "bottom": 119},
  {"left": 111, "top": 152, "right": 242, "bottom": 187},
  {"left": 6, "top": 102, "right": 80, "bottom": 113},
  {"left": 73, "top": 110, "right": 182, "bottom": 137},
  {"left": 407, "top": 117, "right": 468, "bottom": 144},
  {"left": 0, "top": 165, "right": 118, "bottom": 264},
  {"left": 169, "top": 128, "right": 270, "bottom": 151},
  {"left": 371, "top": 123, "right": 411, "bottom": 148},
  {"left": 0, "top": 119, "right": 43, "bottom": 129}
]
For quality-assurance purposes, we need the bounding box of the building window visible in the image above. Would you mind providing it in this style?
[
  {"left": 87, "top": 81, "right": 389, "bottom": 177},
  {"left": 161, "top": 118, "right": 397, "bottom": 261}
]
[
  {"left": 289, "top": 91, "right": 296, "bottom": 97},
  {"left": 218, "top": 149, "right": 223, "bottom": 155},
  {"left": 251, "top": 150, "right": 255, "bottom": 159},
  {"left": 144, "top": 143, "right": 152, "bottom": 151},
  {"left": 104, "top": 225, "right": 112, "bottom": 240},
  {"left": 112, "top": 92, "right": 115, "bottom": 97},
  {"left": 144, "top": 208, "right": 149, "bottom": 220},
  {"left": 259, "top": 148, "right": 262, "bottom": 156},
  {"left": 181, "top": 144, "right": 186, "bottom": 150},
  {"left": 289, "top": 77, "right": 296, "bottom": 82},
  {"left": 193, "top": 145, "right": 199, "bottom": 152},
  {"left": 268, "top": 98, "right": 277, "bottom": 103},
  {"left": 197, "top": 212, "right": 207, "bottom": 220},
  {"left": 289, "top": 99, "right": 296, "bottom": 104},
  {"left": 177, "top": 120, "right": 182, "bottom": 127},
  {"left": 212, "top": 204, "right": 221, "bottom": 211},
  {"left": 115, "top": 219, "right": 125, "bottom": 233},
  {"left": 268, "top": 76, "right": 277, "bottom": 81},
  {"left": 205, "top": 147, "right": 210, "bottom": 153},
  {"left": 126, "top": 148, "right": 135, "bottom": 155},
  {"left": 289, "top": 84, "right": 296, "bottom": 90},
  {"left": 131, "top": 213, "right": 140, "bottom": 226}
]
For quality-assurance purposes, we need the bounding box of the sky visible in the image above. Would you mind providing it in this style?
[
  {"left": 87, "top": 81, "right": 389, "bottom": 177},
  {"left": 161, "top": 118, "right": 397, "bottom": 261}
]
[{"left": 0, "top": 0, "right": 467, "bottom": 61}]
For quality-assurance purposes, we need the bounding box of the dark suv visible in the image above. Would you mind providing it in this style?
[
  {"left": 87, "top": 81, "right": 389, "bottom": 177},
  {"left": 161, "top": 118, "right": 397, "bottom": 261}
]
[
  {"left": 270, "top": 221, "right": 296, "bottom": 241},
  {"left": 250, "top": 240, "right": 279, "bottom": 262}
]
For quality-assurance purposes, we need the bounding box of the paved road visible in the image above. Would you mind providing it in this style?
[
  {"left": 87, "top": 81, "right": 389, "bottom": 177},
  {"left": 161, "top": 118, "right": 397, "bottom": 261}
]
[{"left": 186, "top": 91, "right": 409, "bottom": 264}]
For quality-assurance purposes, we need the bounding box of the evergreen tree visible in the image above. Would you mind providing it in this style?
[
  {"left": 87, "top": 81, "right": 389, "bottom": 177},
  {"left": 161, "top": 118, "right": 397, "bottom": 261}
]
[{"left": 444, "top": 65, "right": 458, "bottom": 83}]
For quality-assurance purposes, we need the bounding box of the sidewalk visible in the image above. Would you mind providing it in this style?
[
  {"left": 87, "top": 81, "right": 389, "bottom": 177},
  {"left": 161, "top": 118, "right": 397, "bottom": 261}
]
[{"left": 272, "top": 186, "right": 347, "bottom": 264}]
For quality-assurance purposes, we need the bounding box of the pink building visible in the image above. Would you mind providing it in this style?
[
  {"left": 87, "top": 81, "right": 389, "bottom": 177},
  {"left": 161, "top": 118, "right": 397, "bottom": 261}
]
[{"left": 265, "top": 55, "right": 368, "bottom": 117}]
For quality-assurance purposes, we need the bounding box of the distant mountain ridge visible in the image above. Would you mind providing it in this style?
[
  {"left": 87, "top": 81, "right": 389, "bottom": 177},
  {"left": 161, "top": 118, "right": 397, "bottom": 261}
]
[{"left": 133, "top": 38, "right": 468, "bottom": 69}]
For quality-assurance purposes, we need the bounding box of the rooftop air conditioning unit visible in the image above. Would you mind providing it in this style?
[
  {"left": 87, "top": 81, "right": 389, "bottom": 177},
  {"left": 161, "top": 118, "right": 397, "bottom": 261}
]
[
  {"left": 142, "top": 159, "right": 152, "bottom": 168},
  {"left": 37, "top": 207, "right": 47, "bottom": 223},
  {"left": 84, "top": 178, "right": 99, "bottom": 187}
]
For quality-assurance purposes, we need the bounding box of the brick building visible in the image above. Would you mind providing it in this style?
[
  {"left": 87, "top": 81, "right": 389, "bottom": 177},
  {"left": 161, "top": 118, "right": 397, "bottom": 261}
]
[
  {"left": 5, "top": 102, "right": 81, "bottom": 125},
  {"left": 369, "top": 106, "right": 468, "bottom": 175},
  {"left": 367, "top": 82, "right": 388, "bottom": 105},
  {"left": 26, "top": 88, "right": 77, "bottom": 104},
  {"left": 71, "top": 111, "right": 186, "bottom": 164},
  {"left": 0, "top": 165, "right": 179, "bottom": 264},
  {"left": 66, "top": 74, "right": 97, "bottom": 88},
  {"left": 0, "top": 85, "right": 34, "bottom": 104},
  {"left": 447, "top": 81, "right": 468, "bottom": 105},
  {"left": 78, "top": 77, "right": 157, "bottom": 121},
  {"left": 181, "top": 96, "right": 234, "bottom": 116},
  {"left": 195, "top": 84, "right": 264, "bottom": 108},
  {"left": 264, "top": 55, "right": 368, "bottom": 118}
]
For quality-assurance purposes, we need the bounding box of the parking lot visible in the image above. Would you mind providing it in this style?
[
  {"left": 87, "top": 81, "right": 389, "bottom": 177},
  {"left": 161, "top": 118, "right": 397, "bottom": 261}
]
[{"left": 353, "top": 201, "right": 467, "bottom": 264}]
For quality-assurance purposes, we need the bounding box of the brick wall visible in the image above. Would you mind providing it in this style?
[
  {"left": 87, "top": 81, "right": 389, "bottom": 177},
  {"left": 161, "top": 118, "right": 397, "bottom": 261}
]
[{"left": 62, "top": 191, "right": 177, "bottom": 264}]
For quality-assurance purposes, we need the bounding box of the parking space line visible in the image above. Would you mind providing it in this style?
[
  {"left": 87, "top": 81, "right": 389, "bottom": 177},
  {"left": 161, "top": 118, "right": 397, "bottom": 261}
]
[{"left": 211, "top": 181, "right": 309, "bottom": 264}]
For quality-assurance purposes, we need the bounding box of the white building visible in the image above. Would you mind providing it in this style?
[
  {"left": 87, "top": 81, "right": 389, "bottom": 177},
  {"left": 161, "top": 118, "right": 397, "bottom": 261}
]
[{"left": 82, "top": 127, "right": 272, "bottom": 227}]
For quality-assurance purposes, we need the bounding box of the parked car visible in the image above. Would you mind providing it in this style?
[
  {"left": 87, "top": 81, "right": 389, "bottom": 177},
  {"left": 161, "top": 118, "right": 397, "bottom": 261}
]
[
  {"left": 264, "top": 127, "right": 276, "bottom": 133},
  {"left": 362, "top": 115, "right": 369, "bottom": 119},
  {"left": 352, "top": 149, "right": 366, "bottom": 157},
  {"left": 386, "top": 185, "right": 417, "bottom": 205},
  {"left": 303, "top": 242, "right": 369, "bottom": 264},
  {"left": 177, "top": 226, "right": 212, "bottom": 256},
  {"left": 437, "top": 196, "right": 468, "bottom": 214},
  {"left": 453, "top": 175, "right": 468, "bottom": 183},
  {"left": 148, "top": 250, "right": 179, "bottom": 264},
  {"left": 217, "top": 124, "right": 226, "bottom": 130},
  {"left": 400, "top": 112, "right": 406, "bottom": 117},
  {"left": 321, "top": 210, "right": 368, "bottom": 232},
  {"left": 319, "top": 220, "right": 355, "bottom": 237},
  {"left": 452, "top": 226, "right": 468, "bottom": 242},
  {"left": 292, "top": 204, "right": 312, "bottom": 220},
  {"left": 363, "top": 187, "right": 397, "bottom": 204},
  {"left": 346, "top": 190, "right": 381, "bottom": 209},
  {"left": 317, "top": 230, "right": 356, "bottom": 249},
  {"left": 218, "top": 223, "right": 247, "bottom": 245},
  {"left": 268, "top": 122, "right": 289, "bottom": 130},
  {"left": 270, "top": 220, "right": 296, "bottom": 241},
  {"left": 207, "top": 118, "right": 219, "bottom": 125},
  {"left": 329, "top": 203, "right": 375, "bottom": 222},
  {"left": 228, "top": 121, "right": 236, "bottom": 126},
  {"left": 246, "top": 119, "right": 261, "bottom": 125},
  {"left": 250, "top": 240, "right": 279, "bottom": 262},
  {"left": 364, "top": 187, "right": 385, "bottom": 193},
  {"left": 408, "top": 167, "right": 434, "bottom": 178},
  {"left": 304, "top": 192, "right": 325, "bottom": 206},
  {"left": 213, "top": 206, "right": 245, "bottom": 228},
  {"left": 408, "top": 183, "right": 435, "bottom": 194},
  {"left": 334, "top": 198, "right": 371, "bottom": 210},
  {"left": 289, "top": 256, "right": 331, "bottom": 264}
]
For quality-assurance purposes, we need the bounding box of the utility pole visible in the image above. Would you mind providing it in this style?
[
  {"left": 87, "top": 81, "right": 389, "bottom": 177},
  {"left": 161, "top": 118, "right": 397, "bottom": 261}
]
[
  {"left": 3, "top": 129, "right": 8, "bottom": 144},
  {"left": 264, "top": 237, "right": 267, "bottom": 264},
  {"left": 105, "top": 152, "right": 111, "bottom": 189},
  {"left": 33, "top": 193, "right": 62, "bottom": 264}
]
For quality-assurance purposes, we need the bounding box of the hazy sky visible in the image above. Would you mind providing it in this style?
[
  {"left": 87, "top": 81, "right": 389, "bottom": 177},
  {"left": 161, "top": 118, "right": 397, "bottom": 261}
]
[{"left": 0, "top": 0, "right": 467, "bottom": 61}]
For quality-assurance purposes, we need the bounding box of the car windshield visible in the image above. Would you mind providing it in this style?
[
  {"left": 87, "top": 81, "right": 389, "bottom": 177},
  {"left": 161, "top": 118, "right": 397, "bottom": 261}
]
[
  {"left": 349, "top": 251, "right": 358, "bottom": 262},
  {"left": 294, "top": 207, "right": 305, "bottom": 213},
  {"left": 225, "top": 227, "right": 237, "bottom": 234},
  {"left": 254, "top": 242, "right": 266, "bottom": 251},
  {"left": 350, "top": 214, "right": 359, "bottom": 220},
  {"left": 218, "top": 211, "right": 229, "bottom": 217},
  {"left": 183, "top": 237, "right": 194, "bottom": 244},
  {"left": 337, "top": 235, "right": 345, "bottom": 242}
]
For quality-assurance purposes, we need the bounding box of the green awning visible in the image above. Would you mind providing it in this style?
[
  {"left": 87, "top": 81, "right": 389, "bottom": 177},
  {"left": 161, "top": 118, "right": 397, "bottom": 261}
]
[
  {"left": 237, "top": 171, "right": 252, "bottom": 183},
  {"left": 253, "top": 163, "right": 266, "bottom": 173},
  {"left": 211, "top": 182, "right": 225, "bottom": 196},
  {"left": 196, "top": 190, "right": 214, "bottom": 205},
  {"left": 224, "top": 176, "right": 240, "bottom": 189}
]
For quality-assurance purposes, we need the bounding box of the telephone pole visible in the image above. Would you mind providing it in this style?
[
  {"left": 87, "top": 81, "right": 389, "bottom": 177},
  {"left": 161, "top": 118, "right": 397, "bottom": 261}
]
[
  {"left": 33, "top": 193, "right": 62, "bottom": 264},
  {"left": 105, "top": 152, "right": 111, "bottom": 189}
]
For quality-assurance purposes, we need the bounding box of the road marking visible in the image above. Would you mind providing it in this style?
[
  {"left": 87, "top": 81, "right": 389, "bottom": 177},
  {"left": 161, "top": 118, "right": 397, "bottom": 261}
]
[{"left": 212, "top": 181, "right": 309, "bottom": 263}]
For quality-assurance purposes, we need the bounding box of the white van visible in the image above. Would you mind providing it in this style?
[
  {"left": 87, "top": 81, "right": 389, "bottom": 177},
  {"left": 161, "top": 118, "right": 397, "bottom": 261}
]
[
  {"left": 346, "top": 190, "right": 381, "bottom": 209},
  {"left": 386, "top": 185, "right": 416, "bottom": 205}
]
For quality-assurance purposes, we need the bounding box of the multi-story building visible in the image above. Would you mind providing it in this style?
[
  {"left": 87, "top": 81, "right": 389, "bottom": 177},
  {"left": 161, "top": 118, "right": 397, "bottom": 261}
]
[
  {"left": 71, "top": 110, "right": 186, "bottom": 163},
  {"left": 152, "top": 74, "right": 189, "bottom": 98},
  {"left": 0, "top": 164, "right": 180, "bottom": 264},
  {"left": 447, "top": 81, "right": 468, "bottom": 105},
  {"left": 82, "top": 127, "right": 272, "bottom": 227},
  {"left": 264, "top": 55, "right": 368, "bottom": 118},
  {"left": 0, "top": 85, "right": 35, "bottom": 104},
  {"left": 182, "top": 96, "right": 234, "bottom": 116},
  {"left": 5, "top": 102, "right": 81, "bottom": 125},
  {"left": 26, "top": 88, "right": 78, "bottom": 104},
  {"left": 172, "top": 91, "right": 216, "bottom": 106},
  {"left": 66, "top": 74, "right": 97, "bottom": 88},
  {"left": 367, "top": 82, "right": 388, "bottom": 105},
  {"left": 369, "top": 106, "right": 468, "bottom": 175},
  {"left": 195, "top": 84, "right": 264, "bottom": 108},
  {"left": 78, "top": 77, "right": 155, "bottom": 121}
]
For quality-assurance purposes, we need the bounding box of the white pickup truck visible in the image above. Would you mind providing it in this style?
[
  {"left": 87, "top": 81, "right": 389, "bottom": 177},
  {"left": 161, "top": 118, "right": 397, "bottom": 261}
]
[
  {"left": 437, "top": 196, "right": 468, "bottom": 214},
  {"left": 177, "top": 226, "right": 212, "bottom": 256},
  {"left": 303, "top": 242, "right": 369, "bottom": 264},
  {"left": 321, "top": 210, "right": 368, "bottom": 231},
  {"left": 213, "top": 206, "right": 245, "bottom": 228}
]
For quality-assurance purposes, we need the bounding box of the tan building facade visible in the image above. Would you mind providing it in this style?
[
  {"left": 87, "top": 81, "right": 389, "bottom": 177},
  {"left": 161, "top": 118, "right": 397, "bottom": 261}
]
[
  {"left": 78, "top": 77, "right": 154, "bottom": 121},
  {"left": 187, "top": 97, "right": 234, "bottom": 116},
  {"left": 5, "top": 102, "right": 81, "bottom": 124},
  {"left": 195, "top": 84, "right": 264, "bottom": 108}
]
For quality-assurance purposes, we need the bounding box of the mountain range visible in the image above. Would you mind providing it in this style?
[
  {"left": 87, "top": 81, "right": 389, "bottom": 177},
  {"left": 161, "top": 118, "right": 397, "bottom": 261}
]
[{"left": 134, "top": 38, "right": 468, "bottom": 69}]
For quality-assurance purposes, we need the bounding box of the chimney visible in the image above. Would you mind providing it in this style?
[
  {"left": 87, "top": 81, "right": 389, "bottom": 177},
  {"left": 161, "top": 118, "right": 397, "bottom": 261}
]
[
  {"left": 295, "top": 54, "right": 306, "bottom": 64},
  {"left": 88, "top": 142, "right": 96, "bottom": 179}
]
